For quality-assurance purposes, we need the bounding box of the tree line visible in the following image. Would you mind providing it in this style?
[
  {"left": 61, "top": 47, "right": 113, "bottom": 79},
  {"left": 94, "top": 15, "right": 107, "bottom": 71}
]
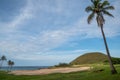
[{"left": 0, "top": 55, "right": 15, "bottom": 71}]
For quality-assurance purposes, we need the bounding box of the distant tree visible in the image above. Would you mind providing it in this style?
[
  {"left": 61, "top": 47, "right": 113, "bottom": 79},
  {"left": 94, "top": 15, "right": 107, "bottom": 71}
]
[
  {"left": 104, "top": 57, "right": 120, "bottom": 64},
  {"left": 8, "top": 60, "right": 11, "bottom": 71},
  {"left": 8, "top": 60, "right": 14, "bottom": 71},
  {"left": 10, "top": 61, "right": 14, "bottom": 71},
  {"left": 85, "top": 0, "right": 117, "bottom": 74},
  {"left": 0, "top": 55, "right": 7, "bottom": 69},
  {"left": 55, "top": 63, "right": 71, "bottom": 67}
]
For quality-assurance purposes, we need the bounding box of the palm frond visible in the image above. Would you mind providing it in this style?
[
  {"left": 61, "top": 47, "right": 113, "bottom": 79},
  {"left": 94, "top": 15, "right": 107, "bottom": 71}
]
[
  {"left": 86, "top": 0, "right": 114, "bottom": 27},
  {"left": 102, "top": 10, "right": 114, "bottom": 17},
  {"left": 94, "top": 0, "right": 101, "bottom": 8},
  {"left": 87, "top": 12, "right": 95, "bottom": 24},
  {"left": 103, "top": 6, "right": 115, "bottom": 10},
  {"left": 85, "top": 6, "right": 93, "bottom": 13},
  {"left": 101, "top": 1, "right": 110, "bottom": 8}
]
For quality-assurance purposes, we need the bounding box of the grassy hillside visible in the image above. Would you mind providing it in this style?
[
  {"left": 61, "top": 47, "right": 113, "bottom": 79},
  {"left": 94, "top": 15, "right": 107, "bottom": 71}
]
[{"left": 70, "top": 52, "right": 108, "bottom": 65}]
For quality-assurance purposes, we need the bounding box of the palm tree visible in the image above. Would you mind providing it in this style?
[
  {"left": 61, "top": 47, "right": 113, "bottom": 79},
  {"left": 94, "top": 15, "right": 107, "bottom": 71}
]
[
  {"left": 10, "top": 61, "right": 14, "bottom": 71},
  {"left": 0, "top": 55, "right": 7, "bottom": 69},
  {"left": 8, "top": 60, "right": 12, "bottom": 71},
  {"left": 8, "top": 60, "right": 14, "bottom": 71},
  {"left": 85, "top": 0, "right": 117, "bottom": 74}
]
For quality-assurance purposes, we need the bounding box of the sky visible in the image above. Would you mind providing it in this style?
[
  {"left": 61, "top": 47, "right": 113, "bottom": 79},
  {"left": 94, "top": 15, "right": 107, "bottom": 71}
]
[{"left": 0, "top": 0, "right": 120, "bottom": 66}]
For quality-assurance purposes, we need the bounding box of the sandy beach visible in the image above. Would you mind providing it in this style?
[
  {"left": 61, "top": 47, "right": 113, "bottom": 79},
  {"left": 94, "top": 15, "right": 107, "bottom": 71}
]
[{"left": 10, "top": 67, "right": 90, "bottom": 75}]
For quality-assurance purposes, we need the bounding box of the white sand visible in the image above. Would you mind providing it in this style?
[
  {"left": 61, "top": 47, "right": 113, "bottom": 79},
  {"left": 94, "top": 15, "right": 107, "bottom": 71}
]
[{"left": 10, "top": 67, "right": 90, "bottom": 75}]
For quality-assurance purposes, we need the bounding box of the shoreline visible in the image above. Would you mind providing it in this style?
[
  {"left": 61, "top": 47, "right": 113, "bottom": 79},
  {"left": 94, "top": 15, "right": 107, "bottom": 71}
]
[
  {"left": 9, "top": 67, "right": 90, "bottom": 75},
  {"left": 1, "top": 66, "right": 49, "bottom": 71}
]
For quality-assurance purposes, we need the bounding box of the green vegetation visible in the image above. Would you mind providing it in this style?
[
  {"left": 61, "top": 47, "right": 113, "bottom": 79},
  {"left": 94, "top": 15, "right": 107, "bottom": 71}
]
[
  {"left": 0, "top": 53, "right": 120, "bottom": 80},
  {"left": 54, "top": 63, "right": 71, "bottom": 67},
  {"left": 0, "top": 65, "right": 120, "bottom": 80},
  {"left": 104, "top": 57, "right": 120, "bottom": 64},
  {"left": 70, "top": 52, "right": 108, "bottom": 65}
]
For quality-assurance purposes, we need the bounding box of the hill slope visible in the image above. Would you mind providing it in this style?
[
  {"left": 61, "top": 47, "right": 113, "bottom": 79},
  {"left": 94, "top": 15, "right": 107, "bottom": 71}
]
[{"left": 70, "top": 52, "right": 108, "bottom": 65}]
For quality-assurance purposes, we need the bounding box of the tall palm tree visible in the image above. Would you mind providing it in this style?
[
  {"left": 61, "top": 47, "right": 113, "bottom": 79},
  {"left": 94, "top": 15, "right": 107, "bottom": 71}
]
[
  {"left": 85, "top": 0, "right": 117, "bottom": 74},
  {"left": 0, "top": 55, "right": 7, "bottom": 69}
]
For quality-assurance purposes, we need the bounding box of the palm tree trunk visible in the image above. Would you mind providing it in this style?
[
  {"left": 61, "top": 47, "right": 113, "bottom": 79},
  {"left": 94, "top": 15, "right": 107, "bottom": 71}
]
[
  {"left": 10, "top": 65, "right": 12, "bottom": 71},
  {"left": 8, "top": 65, "right": 11, "bottom": 71},
  {"left": 100, "top": 25, "right": 117, "bottom": 74},
  {"left": 7, "top": 67, "right": 9, "bottom": 72},
  {"left": 0, "top": 61, "right": 3, "bottom": 69}
]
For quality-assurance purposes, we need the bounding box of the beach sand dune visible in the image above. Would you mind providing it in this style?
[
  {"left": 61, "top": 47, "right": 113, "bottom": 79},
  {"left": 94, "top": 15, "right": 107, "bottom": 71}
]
[{"left": 10, "top": 67, "right": 90, "bottom": 75}]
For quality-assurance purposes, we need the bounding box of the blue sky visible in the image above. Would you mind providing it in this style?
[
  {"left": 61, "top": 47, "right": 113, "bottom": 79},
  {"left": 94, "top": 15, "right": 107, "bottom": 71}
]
[{"left": 0, "top": 0, "right": 120, "bottom": 66}]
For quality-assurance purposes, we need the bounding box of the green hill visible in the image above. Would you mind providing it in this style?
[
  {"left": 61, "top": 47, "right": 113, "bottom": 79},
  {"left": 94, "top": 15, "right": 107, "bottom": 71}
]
[{"left": 70, "top": 52, "right": 108, "bottom": 65}]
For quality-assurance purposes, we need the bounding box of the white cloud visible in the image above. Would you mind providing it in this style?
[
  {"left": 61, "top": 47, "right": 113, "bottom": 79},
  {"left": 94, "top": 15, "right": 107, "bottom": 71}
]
[
  {"left": 33, "top": 0, "right": 74, "bottom": 15},
  {"left": 8, "top": 49, "right": 89, "bottom": 61},
  {"left": 0, "top": 0, "right": 34, "bottom": 34}
]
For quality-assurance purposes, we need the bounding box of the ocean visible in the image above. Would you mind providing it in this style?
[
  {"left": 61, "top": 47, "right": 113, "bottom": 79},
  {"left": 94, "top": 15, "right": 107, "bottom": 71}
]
[{"left": 0, "top": 66, "right": 49, "bottom": 71}]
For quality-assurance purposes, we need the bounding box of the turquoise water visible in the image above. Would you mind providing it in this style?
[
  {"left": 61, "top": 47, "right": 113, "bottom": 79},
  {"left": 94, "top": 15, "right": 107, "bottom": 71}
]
[{"left": 0, "top": 66, "right": 49, "bottom": 71}]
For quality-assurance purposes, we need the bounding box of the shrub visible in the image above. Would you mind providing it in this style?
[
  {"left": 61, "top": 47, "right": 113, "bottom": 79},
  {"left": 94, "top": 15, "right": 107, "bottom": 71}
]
[
  {"left": 54, "top": 63, "right": 71, "bottom": 67},
  {"left": 104, "top": 57, "right": 120, "bottom": 64}
]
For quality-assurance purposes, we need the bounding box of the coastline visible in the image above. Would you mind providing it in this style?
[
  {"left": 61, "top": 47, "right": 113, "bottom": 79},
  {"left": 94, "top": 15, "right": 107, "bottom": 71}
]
[{"left": 1, "top": 66, "right": 49, "bottom": 71}]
